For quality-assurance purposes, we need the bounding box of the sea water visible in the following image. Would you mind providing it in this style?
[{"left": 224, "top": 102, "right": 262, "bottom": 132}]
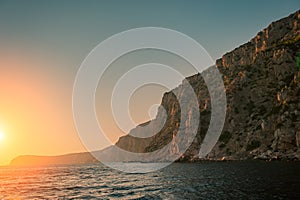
[{"left": 0, "top": 161, "right": 299, "bottom": 199}]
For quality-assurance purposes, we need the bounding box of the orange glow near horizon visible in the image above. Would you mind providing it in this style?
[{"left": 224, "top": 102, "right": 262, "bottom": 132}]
[
  {"left": 0, "top": 49, "right": 87, "bottom": 166},
  {"left": 0, "top": 48, "right": 168, "bottom": 166},
  {"left": 0, "top": 131, "right": 4, "bottom": 141}
]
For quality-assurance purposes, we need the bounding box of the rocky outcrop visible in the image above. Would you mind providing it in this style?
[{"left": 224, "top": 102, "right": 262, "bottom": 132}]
[
  {"left": 115, "top": 10, "right": 300, "bottom": 161},
  {"left": 10, "top": 10, "right": 300, "bottom": 166},
  {"left": 216, "top": 10, "right": 300, "bottom": 68},
  {"left": 209, "top": 10, "right": 300, "bottom": 161}
]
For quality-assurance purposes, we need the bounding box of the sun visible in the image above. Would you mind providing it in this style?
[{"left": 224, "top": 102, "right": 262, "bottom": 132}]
[{"left": 0, "top": 131, "right": 4, "bottom": 141}]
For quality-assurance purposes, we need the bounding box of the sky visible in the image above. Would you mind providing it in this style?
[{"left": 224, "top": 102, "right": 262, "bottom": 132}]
[{"left": 0, "top": 0, "right": 299, "bottom": 165}]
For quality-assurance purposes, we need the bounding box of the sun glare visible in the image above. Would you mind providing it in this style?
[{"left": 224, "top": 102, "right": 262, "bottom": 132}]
[{"left": 0, "top": 131, "right": 4, "bottom": 141}]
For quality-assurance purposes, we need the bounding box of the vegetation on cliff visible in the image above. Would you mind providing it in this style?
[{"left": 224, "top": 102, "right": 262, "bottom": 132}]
[{"left": 115, "top": 10, "right": 300, "bottom": 161}]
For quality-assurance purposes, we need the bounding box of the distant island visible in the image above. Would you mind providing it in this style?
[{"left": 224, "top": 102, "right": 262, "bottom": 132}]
[{"left": 10, "top": 10, "right": 300, "bottom": 167}]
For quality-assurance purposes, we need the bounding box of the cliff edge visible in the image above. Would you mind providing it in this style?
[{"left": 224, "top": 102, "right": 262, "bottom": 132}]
[{"left": 115, "top": 10, "right": 300, "bottom": 161}]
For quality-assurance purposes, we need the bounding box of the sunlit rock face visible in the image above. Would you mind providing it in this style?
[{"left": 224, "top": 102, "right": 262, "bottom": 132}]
[
  {"left": 115, "top": 10, "right": 300, "bottom": 161},
  {"left": 10, "top": 10, "right": 300, "bottom": 166}
]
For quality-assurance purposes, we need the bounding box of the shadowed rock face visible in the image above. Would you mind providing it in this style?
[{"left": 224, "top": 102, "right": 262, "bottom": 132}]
[
  {"left": 115, "top": 10, "right": 300, "bottom": 161},
  {"left": 10, "top": 10, "right": 300, "bottom": 166}
]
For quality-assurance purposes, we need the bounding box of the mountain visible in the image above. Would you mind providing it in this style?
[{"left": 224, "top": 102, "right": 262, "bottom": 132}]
[
  {"left": 10, "top": 152, "right": 98, "bottom": 166},
  {"left": 10, "top": 10, "right": 300, "bottom": 166},
  {"left": 114, "top": 9, "right": 300, "bottom": 161}
]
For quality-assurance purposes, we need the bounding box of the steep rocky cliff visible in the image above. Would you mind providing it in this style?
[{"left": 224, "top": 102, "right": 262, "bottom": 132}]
[
  {"left": 10, "top": 10, "right": 300, "bottom": 166},
  {"left": 115, "top": 10, "right": 300, "bottom": 161}
]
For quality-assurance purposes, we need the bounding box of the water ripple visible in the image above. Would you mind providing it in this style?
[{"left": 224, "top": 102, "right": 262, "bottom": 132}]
[{"left": 0, "top": 162, "right": 300, "bottom": 199}]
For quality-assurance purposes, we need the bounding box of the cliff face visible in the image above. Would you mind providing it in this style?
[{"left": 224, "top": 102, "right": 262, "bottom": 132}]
[
  {"left": 115, "top": 10, "right": 300, "bottom": 161},
  {"left": 10, "top": 10, "right": 300, "bottom": 166},
  {"left": 210, "top": 10, "right": 300, "bottom": 160}
]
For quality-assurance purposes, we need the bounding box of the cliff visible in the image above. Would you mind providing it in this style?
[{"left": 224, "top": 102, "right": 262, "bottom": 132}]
[
  {"left": 10, "top": 10, "right": 300, "bottom": 166},
  {"left": 115, "top": 10, "right": 300, "bottom": 161}
]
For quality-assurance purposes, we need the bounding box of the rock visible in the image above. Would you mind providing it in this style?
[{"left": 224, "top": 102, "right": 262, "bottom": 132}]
[
  {"left": 271, "top": 129, "right": 280, "bottom": 150},
  {"left": 110, "top": 10, "right": 300, "bottom": 162},
  {"left": 296, "top": 131, "right": 300, "bottom": 148},
  {"left": 277, "top": 129, "right": 296, "bottom": 150},
  {"left": 10, "top": 10, "right": 300, "bottom": 166}
]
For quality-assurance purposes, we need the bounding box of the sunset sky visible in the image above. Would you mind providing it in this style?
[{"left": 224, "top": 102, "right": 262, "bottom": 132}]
[{"left": 0, "top": 0, "right": 299, "bottom": 165}]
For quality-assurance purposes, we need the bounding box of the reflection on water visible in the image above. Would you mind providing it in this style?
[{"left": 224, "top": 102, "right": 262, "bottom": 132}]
[{"left": 0, "top": 161, "right": 299, "bottom": 199}]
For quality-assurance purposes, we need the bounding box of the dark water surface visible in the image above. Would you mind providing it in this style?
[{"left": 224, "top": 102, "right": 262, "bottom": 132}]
[{"left": 0, "top": 161, "right": 299, "bottom": 199}]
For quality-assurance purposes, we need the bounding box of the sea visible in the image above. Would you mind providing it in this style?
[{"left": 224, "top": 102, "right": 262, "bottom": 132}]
[{"left": 0, "top": 161, "right": 299, "bottom": 199}]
